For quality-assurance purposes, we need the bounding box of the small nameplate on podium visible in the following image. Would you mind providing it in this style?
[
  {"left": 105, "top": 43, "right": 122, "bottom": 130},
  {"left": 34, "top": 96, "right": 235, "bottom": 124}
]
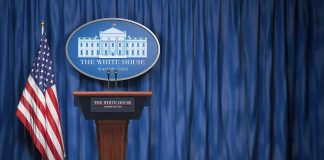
[
  {"left": 73, "top": 91, "right": 152, "bottom": 120},
  {"left": 90, "top": 97, "right": 135, "bottom": 112}
]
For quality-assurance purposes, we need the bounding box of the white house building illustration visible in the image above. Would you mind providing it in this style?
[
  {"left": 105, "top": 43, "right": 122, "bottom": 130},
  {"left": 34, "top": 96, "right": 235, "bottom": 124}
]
[{"left": 78, "top": 27, "right": 147, "bottom": 58}]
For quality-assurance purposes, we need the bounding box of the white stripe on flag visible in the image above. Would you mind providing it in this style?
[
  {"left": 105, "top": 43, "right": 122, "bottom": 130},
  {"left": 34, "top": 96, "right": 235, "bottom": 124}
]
[
  {"left": 27, "top": 76, "right": 45, "bottom": 102},
  {"left": 45, "top": 88, "right": 64, "bottom": 158},
  {"left": 45, "top": 117, "right": 64, "bottom": 159},
  {"left": 22, "top": 88, "right": 46, "bottom": 128},
  {"left": 45, "top": 89, "right": 62, "bottom": 132},
  {"left": 17, "top": 102, "right": 55, "bottom": 160},
  {"left": 27, "top": 76, "right": 64, "bottom": 159},
  {"left": 51, "top": 85, "right": 66, "bottom": 157}
]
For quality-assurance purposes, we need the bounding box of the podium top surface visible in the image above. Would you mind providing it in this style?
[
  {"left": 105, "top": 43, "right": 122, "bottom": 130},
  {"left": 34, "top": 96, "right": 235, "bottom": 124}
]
[{"left": 73, "top": 91, "right": 152, "bottom": 97}]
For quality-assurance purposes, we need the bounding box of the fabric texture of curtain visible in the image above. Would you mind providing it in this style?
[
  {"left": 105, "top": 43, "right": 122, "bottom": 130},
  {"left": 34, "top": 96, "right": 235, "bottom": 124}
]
[{"left": 0, "top": 0, "right": 323, "bottom": 159}]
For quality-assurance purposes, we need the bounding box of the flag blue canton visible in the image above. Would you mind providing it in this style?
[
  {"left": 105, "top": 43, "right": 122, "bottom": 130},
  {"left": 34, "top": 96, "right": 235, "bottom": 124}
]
[{"left": 30, "top": 33, "right": 55, "bottom": 93}]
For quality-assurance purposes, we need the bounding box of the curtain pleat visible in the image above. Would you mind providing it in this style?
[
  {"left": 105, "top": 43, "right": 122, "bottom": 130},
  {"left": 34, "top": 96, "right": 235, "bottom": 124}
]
[{"left": 0, "top": 0, "right": 323, "bottom": 159}]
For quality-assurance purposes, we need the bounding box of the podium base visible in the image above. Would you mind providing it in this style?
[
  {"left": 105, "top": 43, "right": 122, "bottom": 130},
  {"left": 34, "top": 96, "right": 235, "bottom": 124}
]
[{"left": 96, "top": 120, "right": 129, "bottom": 160}]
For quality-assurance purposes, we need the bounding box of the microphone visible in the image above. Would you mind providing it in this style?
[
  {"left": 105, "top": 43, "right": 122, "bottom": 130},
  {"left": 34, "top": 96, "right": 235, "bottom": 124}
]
[
  {"left": 114, "top": 68, "right": 118, "bottom": 87},
  {"left": 107, "top": 68, "right": 110, "bottom": 88}
]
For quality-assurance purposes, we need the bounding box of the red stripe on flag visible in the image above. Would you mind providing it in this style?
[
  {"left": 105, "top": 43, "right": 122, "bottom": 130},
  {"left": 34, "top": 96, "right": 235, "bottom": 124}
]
[
  {"left": 47, "top": 87, "right": 65, "bottom": 153},
  {"left": 20, "top": 95, "right": 47, "bottom": 136},
  {"left": 25, "top": 82, "right": 46, "bottom": 113},
  {"left": 16, "top": 109, "right": 49, "bottom": 160},
  {"left": 46, "top": 87, "right": 64, "bottom": 155},
  {"left": 47, "top": 87, "right": 62, "bottom": 123},
  {"left": 45, "top": 103, "right": 65, "bottom": 156},
  {"left": 43, "top": 127, "right": 64, "bottom": 160},
  {"left": 20, "top": 94, "right": 62, "bottom": 160}
]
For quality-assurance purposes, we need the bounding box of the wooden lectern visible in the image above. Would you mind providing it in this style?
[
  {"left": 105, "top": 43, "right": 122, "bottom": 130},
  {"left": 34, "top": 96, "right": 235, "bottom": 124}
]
[{"left": 73, "top": 91, "right": 152, "bottom": 160}]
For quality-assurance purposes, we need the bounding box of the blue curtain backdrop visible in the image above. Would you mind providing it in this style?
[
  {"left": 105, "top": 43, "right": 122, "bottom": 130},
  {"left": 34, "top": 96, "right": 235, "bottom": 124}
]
[{"left": 0, "top": 0, "right": 324, "bottom": 159}]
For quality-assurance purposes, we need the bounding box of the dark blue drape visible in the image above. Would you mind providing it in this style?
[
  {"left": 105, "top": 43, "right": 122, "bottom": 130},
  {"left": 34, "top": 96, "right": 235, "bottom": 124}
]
[{"left": 1, "top": 0, "right": 324, "bottom": 159}]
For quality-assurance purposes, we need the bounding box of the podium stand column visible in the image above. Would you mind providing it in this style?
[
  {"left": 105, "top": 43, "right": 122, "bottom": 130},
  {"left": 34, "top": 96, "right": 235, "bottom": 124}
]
[{"left": 96, "top": 120, "right": 129, "bottom": 160}]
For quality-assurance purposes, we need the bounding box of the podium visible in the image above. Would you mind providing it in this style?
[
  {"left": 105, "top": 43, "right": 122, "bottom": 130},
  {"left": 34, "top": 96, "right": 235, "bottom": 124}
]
[{"left": 73, "top": 91, "right": 152, "bottom": 160}]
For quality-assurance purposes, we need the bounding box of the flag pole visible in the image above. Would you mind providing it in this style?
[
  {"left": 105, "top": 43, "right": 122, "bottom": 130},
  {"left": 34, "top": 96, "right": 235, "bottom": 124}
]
[
  {"left": 41, "top": 20, "right": 44, "bottom": 35},
  {"left": 41, "top": 20, "right": 44, "bottom": 160}
]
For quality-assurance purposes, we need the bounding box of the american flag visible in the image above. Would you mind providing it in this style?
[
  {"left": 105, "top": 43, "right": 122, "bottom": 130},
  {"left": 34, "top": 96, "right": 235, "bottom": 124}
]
[{"left": 16, "top": 33, "right": 65, "bottom": 160}]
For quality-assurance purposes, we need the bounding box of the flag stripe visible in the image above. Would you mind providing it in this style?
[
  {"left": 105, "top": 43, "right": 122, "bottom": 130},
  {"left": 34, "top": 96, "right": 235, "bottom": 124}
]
[
  {"left": 18, "top": 100, "right": 59, "bottom": 160},
  {"left": 45, "top": 97, "right": 64, "bottom": 158},
  {"left": 19, "top": 95, "right": 46, "bottom": 136},
  {"left": 44, "top": 104, "right": 64, "bottom": 157},
  {"left": 42, "top": 129, "right": 62, "bottom": 160},
  {"left": 17, "top": 101, "right": 47, "bottom": 157},
  {"left": 22, "top": 87, "right": 46, "bottom": 127},
  {"left": 48, "top": 84, "right": 65, "bottom": 156},
  {"left": 16, "top": 105, "right": 53, "bottom": 160},
  {"left": 44, "top": 114, "right": 64, "bottom": 160},
  {"left": 27, "top": 76, "right": 45, "bottom": 102},
  {"left": 25, "top": 79, "right": 64, "bottom": 159},
  {"left": 46, "top": 87, "right": 64, "bottom": 145},
  {"left": 19, "top": 91, "right": 61, "bottom": 160},
  {"left": 47, "top": 87, "right": 60, "bottom": 119},
  {"left": 46, "top": 87, "right": 63, "bottom": 132},
  {"left": 26, "top": 80, "right": 46, "bottom": 113},
  {"left": 45, "top": 102, "right": 64, "bottom": 156}
]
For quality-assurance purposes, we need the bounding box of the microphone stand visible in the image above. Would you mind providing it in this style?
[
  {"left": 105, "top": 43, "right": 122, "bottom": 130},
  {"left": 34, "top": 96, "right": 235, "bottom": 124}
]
[
  {"left": 107, "top": 68, "right": 110, "bottom": 89},
  {"left": 114, "top": 69, "right": 118, "bottom": 88}
]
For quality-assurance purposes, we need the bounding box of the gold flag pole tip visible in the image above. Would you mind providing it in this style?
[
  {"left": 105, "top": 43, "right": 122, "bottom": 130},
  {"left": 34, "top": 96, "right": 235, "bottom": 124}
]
[{"left": 41, "top": 20, "right": 44, "bottom": 35}]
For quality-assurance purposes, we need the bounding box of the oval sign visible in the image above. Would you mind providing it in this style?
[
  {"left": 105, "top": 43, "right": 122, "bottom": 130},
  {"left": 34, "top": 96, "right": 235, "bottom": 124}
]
[{"left": 66, "top": 18, "right": 160, "bottom": 81}]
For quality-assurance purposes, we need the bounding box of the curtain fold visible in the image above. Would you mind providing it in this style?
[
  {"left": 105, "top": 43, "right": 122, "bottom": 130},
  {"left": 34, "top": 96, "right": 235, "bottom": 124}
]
[{"left": 0, "top": 0, "right": 323, "bottom": 159}]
